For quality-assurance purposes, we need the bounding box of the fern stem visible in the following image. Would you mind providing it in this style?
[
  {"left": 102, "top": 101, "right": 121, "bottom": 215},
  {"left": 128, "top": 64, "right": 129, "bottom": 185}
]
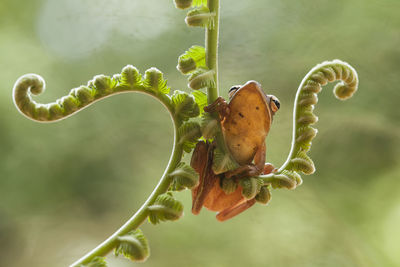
[
  {"left": 70, "top": 98, "right": 183, "bottom": 266},
  {"left": 257, "top": 60, "right": 359, "bottom": 188},
  {"left": 277, "top": 60, "right": 358, "bottom": 173},
  {"left": 204, "top": 0, "right": 236, "bottom": 173},
  {"left": 206, "top": 0, "right": 220, "bottom": 102}
]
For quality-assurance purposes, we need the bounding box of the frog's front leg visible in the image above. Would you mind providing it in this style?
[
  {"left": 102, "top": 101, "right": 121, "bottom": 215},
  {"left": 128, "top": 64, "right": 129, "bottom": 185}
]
[
  {"left": 225, "top": 142, "right": 268, "bottom": 178},
  {"left": 204, "top": 96, "right": 230, "bottom": 119}
]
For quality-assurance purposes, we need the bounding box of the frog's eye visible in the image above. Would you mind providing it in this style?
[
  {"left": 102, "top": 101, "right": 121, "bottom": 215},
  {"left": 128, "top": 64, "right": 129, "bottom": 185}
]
[
  {"left": 228, "top": 85, "right": 241, "bottom": 99},
  {"left": 270, "top": 96, "right": 280, "bottom": 113}
]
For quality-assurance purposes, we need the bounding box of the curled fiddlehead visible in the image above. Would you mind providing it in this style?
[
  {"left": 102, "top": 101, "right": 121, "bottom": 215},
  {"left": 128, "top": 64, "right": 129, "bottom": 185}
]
[
  {"left": 259, "top": 59, "right": 359, "bottom": 188},
  {"left": 13, "top": 66, "right": 174, "bottom": 122},
  {"left": 114, "top": 229, "right": 150, "bottom": 262}
]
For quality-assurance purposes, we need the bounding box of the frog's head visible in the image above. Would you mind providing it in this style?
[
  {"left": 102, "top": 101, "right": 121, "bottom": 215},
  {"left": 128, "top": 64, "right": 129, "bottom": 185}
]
[{"left": 228, "top": 81, "right": 280, "bottom": 117}]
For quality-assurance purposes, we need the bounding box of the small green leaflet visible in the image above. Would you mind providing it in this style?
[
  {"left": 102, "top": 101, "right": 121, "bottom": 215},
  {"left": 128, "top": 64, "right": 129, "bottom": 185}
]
[
  {"left": 178, "top": 121, "right": 202, "bottom": 153},
  {"left": 143, "top": 68, "right": 170, "bottom": 94},
  {"left": 181, "top": 46, "right": 206, "bottom": 67},
  {"left": 169, "top": 162, "right": 199, "bottom": 190},
  {"left": 192, "top": 0, "right": 207, "bottom": 7},
  {"left": 240, "top": 178, "right": 263, "bottom": 199},
  {"left": 255, "top": 186, "right": 271, "bottom": 205},
  {"left": 120, "top": 65, "right": 142, "bottom": 87},
  {"left": 171, "top": 90, "right": 200, "bottom": 121},
  {"left": 177, "top": 46, "right": 207, "bottom": 74},
  {"left": 188, "top": 68, "right": 215, "bottom": 90},
  {"left": 115, "top": 229, "right": 149, "bottom": 262},
  {"left": 200, "top": 113, "right": 219, "bottom": 139},
  {"left": 148, "top": 193, "right": 184, "bottom": 224},
  {"left": 92, "top": 75, "right": 116, "bottom": 93},
  {"left": 191, "top": 90, "right": 207, "bottom": 115},
  {"left": 212, "top": 146, "right": 240, "bottom": 174},
  {"left": 186, "top": 6, "right": 215, "bottom": 29}
]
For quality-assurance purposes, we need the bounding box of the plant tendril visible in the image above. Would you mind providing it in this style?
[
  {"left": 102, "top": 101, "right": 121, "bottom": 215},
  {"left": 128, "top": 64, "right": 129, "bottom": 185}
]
[{"left": 258, "top": 60, "right": 359, "bottom": 188}]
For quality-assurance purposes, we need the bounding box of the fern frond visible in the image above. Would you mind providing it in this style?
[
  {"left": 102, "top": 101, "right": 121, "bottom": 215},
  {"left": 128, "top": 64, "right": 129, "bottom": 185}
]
[
  {"left": 174, "top": 0, "right": 193, "bottom": 9},
  {"left": 200, "top": 113, "right": 219, "bottom": 139},
  {"left": 177, "top": 45, "right": 206, "bottom": 74},
  {"left": 255, "top": 186, "right": 271, "bottom": 205},
  {"left": 12, "top": 65, "right": 171, "bottom": 123},
  {"left": 212, "top": 146, "right": 240, "bottom": 174},
  {"left": 170, "top": 162, "right": 199, "bottom": 191},
  {"left": 266, "top": 60, "right": 358, "bottom": 185},
  {"left": 289, "top": 151, "right": 315, "bottom": 175},
  {"left": 192, "top": 0, "right": 207, "bottom": 7},
  {"left": 240, "top": 178, "right": 263, "bottom": 199},
  {"left": 296, "top": 126, "right": 318, "bottom": 146},
  {"left": 281, "top": 170, "right": 303, "bottom": 186},
  {"left": 120, "top": 65, "right": 142, "bottom": 88},
  {"left": 171, "top": 90, "right": 200, "bottom": 121},
  {"left": 115, "top": 229, "right": 149, "bottom": 262},
  {"left": 188, "top": 68, "right": 215, "bottom": 90},
  {"left": 185, "top": 7, "right": 215, "bottom": 28},
  {"left": 191, "top": 90, "right": 207, "bottom": 114},
  {"left": 143, "top": 68, "right": 170, "bottom": 94},
  {"left": 148, "top": 193, "right": 184, "bottom": 224},
  {"left": 263, "top": 174, "right": 298, "bottom": 190},
  {"left": 220, "top": 177, "right": 238, "bottom": 194},
  {"left": 177, "top": 121, "right": 202, "bottom": 152}
]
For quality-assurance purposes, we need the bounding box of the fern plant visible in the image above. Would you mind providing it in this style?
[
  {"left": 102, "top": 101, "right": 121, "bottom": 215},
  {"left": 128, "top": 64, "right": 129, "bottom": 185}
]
[{"left": 12, "top": 0, "right": 359, "bottom": 266}]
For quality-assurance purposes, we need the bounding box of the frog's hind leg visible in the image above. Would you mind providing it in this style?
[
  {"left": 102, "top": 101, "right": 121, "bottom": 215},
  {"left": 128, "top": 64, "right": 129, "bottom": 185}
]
[
  {"left": 214, "top": 162, "right": 275, "bottom": 221},
  {"left": 191, "top": 141, "right": 218, "bottom": 215},
  {"left": 216, "top": 198, "right": 257, "bottom": 222}
]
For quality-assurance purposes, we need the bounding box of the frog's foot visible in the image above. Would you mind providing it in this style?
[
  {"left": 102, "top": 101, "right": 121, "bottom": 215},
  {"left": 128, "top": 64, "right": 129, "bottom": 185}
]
[
  {"left": 224, "top": 164, "right": 263, "bottom": 178},
  {"left": 263, "top": 163, "right": 277, "bottom": 174},
  {"left": 216, "top": 198, "right": 257, "bottom": 222},
  {"left": 204, "top": 96, "right": 230, "bottom": 118}
]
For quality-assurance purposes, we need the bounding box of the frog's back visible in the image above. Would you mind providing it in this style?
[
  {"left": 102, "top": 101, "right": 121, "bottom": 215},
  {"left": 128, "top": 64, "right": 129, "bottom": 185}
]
[{"left": 222, "top": 81, "right": 271, "bottom": 165}]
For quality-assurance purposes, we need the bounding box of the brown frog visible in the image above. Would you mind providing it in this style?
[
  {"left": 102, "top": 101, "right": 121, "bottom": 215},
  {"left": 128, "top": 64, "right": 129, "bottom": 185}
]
[{"left": 191, "top": 81, "right": 280, "bottom": 221}]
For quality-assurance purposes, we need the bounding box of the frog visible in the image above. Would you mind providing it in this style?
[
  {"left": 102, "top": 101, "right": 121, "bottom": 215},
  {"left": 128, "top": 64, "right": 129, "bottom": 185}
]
[{"left": 191, "top": 80, "right": 280, "bottom": 221}]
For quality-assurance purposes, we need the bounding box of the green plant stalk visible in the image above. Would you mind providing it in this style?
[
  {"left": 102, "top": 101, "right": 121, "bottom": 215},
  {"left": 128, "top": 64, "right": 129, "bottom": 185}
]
[
  {"left": 205, "top": 0, "right": 232, "bottom": 163},
  {"left": 70, "top": 103, "right": 183, "bottom": 266},
  {"left": 277, "top": 60, "right": 358, "bottom": 174},
  {"left": 256, "top": 60, "right": 359, "bottom": 187},
  {"left": 206, "top": 0, "right": 219, "bottom": 102}
]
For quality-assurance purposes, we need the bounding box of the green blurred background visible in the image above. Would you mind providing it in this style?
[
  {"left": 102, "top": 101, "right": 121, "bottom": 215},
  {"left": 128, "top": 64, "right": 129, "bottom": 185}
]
[{"left": 1, "top": 0, "right": 399, "bottom": 266}]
